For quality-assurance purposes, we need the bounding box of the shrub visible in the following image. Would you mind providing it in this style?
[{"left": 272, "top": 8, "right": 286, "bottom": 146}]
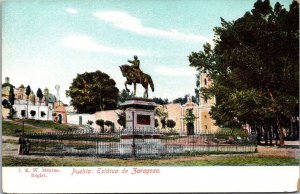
[
  {"left": 215, "top": 128, "right": 248, "bottom": 140},
  {"left": 96, "top": 119, "right": 105, "bottom": 132},
  {"left": 166, "top": 119, "right": 176, "bottom": 128},
  {"left": 41, "top": 111, "right": 46, "bottom": 117},
  {"left": 96, "top": 119, "right": 104, "bottom": 127},
  {"left": 21, "top": 110, "right": 26, "bottom": 117},
  {"left": 155, "top": 119, "right": 159, "bottom": 127},
  {"left": 116, "top": 111, "right": 126, "bottom": 128},
  {"left": 87, "top": 120, "right": 93, "bottom": 125},
  {"left": 2, "top": 99, "right": 10, "bottom": 108},
  {"left": 30, "top": 110, "right": 36, "bottom": 117},
  {"left": 160, "top": 118, "right": 166, "bottom": 128},
  {"left": 104, "top": 120, "right": 113, "bottom": 126}
]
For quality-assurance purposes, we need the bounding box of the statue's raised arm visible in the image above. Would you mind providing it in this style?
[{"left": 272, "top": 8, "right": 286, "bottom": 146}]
[{"left": 128, "top": 55, "right": 140, "bottom": 69}]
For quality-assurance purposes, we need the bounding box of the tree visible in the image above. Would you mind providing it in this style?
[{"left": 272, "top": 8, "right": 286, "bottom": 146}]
[
  {"left": 25, "top": 85, "right": 31, "bottom": 119},
  {"left": 116, "top": 111, "right": 126, "bottom": 128},
  {"left": 87, "top": 120, "right": 93, "bottom": 126},
  {"left": 66, "top": 71, "right": 119, "bottom": 113},
  {"left": 2, "top": 99, "right": 9, "bottom": 108},
  {"left": 30, "top": 110, "right": 36, "bottom": 117},
  {"left": 155, "top": 118, "right": 159, "bottom": 128},
  {"left": 189, "top": 0, "right": 299, "bottom": 145},
  {"left": 155, "top": 106, "right": 168, "bottom": 129},
  {"left": 21, "top": 110, "right": 26, "bottom": 117},
  {"left": 153, "top": 97, "right": 169, "bottom": 105},
  {"left": 172, "top": 94, "right": 197, "bottom": 104},
  {"left": 36, "top": 88, "right": 44, "bottom": 120},
  {"left": 166, "top": 119, "right": 176, "bottom": 129},
  {"left": 118, "top": 89, "right": 134, "bottom": 104},
  {"left": 104, "top": 120, "right": 114, "bottom": 132},
  {"left": 36, "top": 88, "right": 43, "bottom": 105},
  {"left": 96, "top": 119, "right": 105, "bottom": 132},
  {"left": 8, "top": 86, "right": 15, "bottom": 119},
  {"left": 41, "top": 111, "right": 46, "bottom": 118}
]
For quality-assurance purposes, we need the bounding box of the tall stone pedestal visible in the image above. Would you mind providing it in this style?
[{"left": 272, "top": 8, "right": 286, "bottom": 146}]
[{"left": 119, "top": 98, "right": 162, "bottom": 156}]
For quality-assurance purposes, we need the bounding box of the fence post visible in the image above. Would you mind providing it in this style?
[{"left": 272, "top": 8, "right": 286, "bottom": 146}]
[
  {"left": 193, "top": 133, "right": 195, "bottom": 152},
  {"left": 96, "top": 132, "right": 98, "bottom": 156},
  {"left": 132, "top": 112, "right": 136, "bottom": 158},
  {"left": 44, "top": 135, "right": 46, "bottom": 153}
]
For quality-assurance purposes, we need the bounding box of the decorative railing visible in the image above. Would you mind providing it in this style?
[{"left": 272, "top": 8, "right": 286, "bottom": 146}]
[{"left": 21, "top": 128, "right": 257, "bottom": 158}]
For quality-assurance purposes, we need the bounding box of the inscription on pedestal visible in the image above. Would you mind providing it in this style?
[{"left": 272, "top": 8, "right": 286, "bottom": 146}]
[{"left": 137, "top": 114, "right": 150, "bottom": 125}]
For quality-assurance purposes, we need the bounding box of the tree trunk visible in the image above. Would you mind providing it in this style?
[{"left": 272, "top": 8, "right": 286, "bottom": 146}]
[
  {"left": 256, "top": 123, "right": 262, "bottom": 145},
  {"left": 10, "top": 107, "right": 13, "bottom": 119},
  {"left": 27, "top": 98, "right": 29, "bottom": 119},
  {"left": 295, "top": 118, "right": 299, "bottom": 140},
  {"left": 263, "top": 125, "right": 268, "bottom": 145},
  {"left": 268, "top": 124, "right": 273, "bottom": 146},
  {"left": 277, "top": 118, "right": 284, "bottom": 146},
  {"left": 273, "top": 124, "right": 279, "bottom": 146}
]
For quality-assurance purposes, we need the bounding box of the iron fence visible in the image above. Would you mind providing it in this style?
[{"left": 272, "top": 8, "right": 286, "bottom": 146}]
[{"left": 22, "top": 128, "right": 257, "bottom": 158}]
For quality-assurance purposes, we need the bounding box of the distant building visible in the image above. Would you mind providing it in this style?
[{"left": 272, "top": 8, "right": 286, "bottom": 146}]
[
  {"left": 53, "top": 102, "right": 67, "bottom": 124},
  {"left": 2, "top": 77, "right": 14, "bottom": 99},
  {"left": 2, "top": 77, "right": 65, "bottom": 123}
]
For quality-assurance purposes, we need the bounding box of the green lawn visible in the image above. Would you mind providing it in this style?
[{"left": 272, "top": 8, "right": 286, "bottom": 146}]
[
  {"left": 13, "top": 119, "right": 75, "bottom": 131},
  {"left": 2, "top": 155, "right": 299, "bottom": 166},
  {"left": 2, "top": 121, "right": 44, "bottom": 136}
]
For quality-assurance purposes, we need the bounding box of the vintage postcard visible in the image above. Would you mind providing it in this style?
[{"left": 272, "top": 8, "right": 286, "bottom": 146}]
[{"left": 1, "top": 0, "right": 299, "bottom": 193}]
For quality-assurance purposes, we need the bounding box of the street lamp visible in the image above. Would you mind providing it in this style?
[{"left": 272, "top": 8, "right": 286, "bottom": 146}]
[{"left": 55, "top": 85, "right": 60, "bottom": 106}]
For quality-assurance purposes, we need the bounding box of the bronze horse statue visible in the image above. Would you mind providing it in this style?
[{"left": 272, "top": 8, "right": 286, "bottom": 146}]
[{"left": 119, "top": 65, "right": 154, "bottom": 98}]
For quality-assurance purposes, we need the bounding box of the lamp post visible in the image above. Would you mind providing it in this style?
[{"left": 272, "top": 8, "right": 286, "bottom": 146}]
[
  {"left": 55, "top": 85, "right": 60, "bottom": 106},
  {"left": 132, "top": 111, "right": 136, "bottom": 158},
  {"left": 22, "top": 117, "right": 25, "bottom": 136}
]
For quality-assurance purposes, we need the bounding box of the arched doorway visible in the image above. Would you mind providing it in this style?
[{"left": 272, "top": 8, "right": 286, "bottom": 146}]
[
  {"left": 58, "top": 114, "right": 62, "bottom": 124},
  {"left": 187, "top": 123, "right": 194, "bottom": 135}
]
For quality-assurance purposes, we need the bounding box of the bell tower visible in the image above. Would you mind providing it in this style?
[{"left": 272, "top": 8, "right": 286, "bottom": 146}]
[
  {"left": 198, "top": 72, "right": 217, "bottom": 132},
  {"left": 199, "top": 73, "right": 215, "bottom": 107}
]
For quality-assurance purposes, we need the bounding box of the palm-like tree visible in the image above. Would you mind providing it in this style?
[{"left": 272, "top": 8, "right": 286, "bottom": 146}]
[
  {"left": 8, "top": 86, "right": 15, "bottom": 119},
  {"left": 25, "top": 85, "right": 31, "bottom": 119},
  {"left": 36, "top": 88, "right": 44, "bottom": 120}
]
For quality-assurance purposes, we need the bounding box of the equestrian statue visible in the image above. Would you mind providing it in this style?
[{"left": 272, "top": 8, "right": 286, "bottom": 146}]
[{"left": 120, "top": 55, "right": 154, "bottom": 98}]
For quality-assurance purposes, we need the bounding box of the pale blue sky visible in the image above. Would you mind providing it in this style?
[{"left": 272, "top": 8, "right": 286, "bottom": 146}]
[{"left": 2, "top": 0, "right": 291, "bottom": 104}]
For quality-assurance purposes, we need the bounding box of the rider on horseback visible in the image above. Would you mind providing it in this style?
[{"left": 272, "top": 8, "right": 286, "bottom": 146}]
[{"left": 128, "top": 55, "right": 142, "bottom": 82}]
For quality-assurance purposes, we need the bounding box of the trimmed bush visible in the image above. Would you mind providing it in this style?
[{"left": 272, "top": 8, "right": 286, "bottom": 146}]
[
  {"left": 30, "top": 110, "right": 36, "bottom": 117},
  {"left": 215, "top": 128, "right": 249, "bottom": 141},
  {"left": 166, "top": 119, "right": 176, "bottom": 128}
]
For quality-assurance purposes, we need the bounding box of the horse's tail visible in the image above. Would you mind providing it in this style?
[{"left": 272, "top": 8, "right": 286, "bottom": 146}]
[{"left": 148, "top": 76, "right": 154, "bottom": 92}]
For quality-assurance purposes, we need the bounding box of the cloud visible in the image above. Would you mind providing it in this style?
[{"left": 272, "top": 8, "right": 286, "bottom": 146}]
[
  {"left": 155, "top": 66, "right": 196, "bottom": 77},
  {"left": 94, "top": 11, "right": 212, "bottom": 44},
  {"left": 62, "top": 34, "right": 145, "bottom": 56},
  {"left": 65, "top": 8, "right": 78, "bottom": 14}
]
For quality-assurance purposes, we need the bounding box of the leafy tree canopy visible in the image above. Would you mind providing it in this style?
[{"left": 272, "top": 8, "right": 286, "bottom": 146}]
[
  {"left": 172, "top": 94, "right": 197, "bottom": 105},
  {"left": 36, "top": 88, "right": 44, "bottom": 102},
  {"left": 189, "top": 0, "right": 299, "bottom": 144},
  {"left": 66, "top": 70, "right": 119, "bottom": 113},
  {"left": 25, "top": 85, "right": 31, "bottom": 96},
  {"left": 118, "top": 89, "right": 134, "bottom": 105},
  {"left": 153, "top": 97, "right": 169, "bottom": 105}
]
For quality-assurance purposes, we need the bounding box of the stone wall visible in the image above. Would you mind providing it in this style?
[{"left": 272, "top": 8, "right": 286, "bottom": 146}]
[
  {"left": 67, "top": 113, "right": 96, "bottom": 129},
  {"left": 95, "top": 109, "right": 122, "bottom": 129},
  {"left": 13, "top": 104, "right": 54, "bottom": 121}
]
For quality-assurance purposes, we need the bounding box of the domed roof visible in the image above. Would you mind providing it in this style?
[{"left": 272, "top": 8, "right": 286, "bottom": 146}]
[{"left": 45, "top": 94, "right": 56, "bottom": 103}]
